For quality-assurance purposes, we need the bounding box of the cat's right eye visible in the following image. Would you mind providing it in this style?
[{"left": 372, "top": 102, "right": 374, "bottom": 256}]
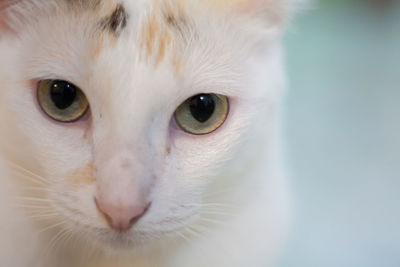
[{"left": 37, "top": 80, "right": 89, "bottom": 123}]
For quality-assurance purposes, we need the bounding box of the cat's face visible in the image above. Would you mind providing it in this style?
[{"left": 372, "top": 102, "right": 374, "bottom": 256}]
[{"left": 0, "top": 0, "right": 287, "bottom": 251}]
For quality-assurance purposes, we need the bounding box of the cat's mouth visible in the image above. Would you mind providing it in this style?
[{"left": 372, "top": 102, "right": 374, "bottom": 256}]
[
  {"left": 90, "top": 227, "right": 158, "bottom": 250},
  {"left": 101, "top": 233, "right": 138, "bottom": 249}
]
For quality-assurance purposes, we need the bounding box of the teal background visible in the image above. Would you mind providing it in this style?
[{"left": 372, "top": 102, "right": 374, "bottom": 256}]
[{"left": 280, "top": 0, "right": 400, "bottom": 266}]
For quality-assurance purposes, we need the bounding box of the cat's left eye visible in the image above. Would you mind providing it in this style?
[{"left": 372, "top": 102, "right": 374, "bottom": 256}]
[
  {"left": 37, "top": 80, "right": 89, "bottom": 123},
  {"left": 174, "top": 94, "right": 229, "bottom": 135}
]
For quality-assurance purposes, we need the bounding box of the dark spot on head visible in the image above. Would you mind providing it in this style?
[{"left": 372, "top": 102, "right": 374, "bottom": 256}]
[
  {"left": 162, "top": 8, "right": 190, "bottom": 41},
  {"left": 166, "top": 15, "right": 177, "bottom": 26},
  {"left": 101, "top": 3, "right": 128, "bottom": 35},
  {"left": 164, "top": 13, "right": 183, "bottom": 32},
  {"left": 167, "top": 146, "right": 171, "bottom": 155}
]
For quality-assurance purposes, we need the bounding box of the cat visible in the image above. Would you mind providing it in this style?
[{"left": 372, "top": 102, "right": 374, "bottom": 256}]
[{"left": 0, "top": 0, "right": 296, "bottom": 266}]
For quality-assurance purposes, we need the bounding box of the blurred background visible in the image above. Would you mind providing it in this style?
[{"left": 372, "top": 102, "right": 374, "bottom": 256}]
[{"left": 280, "top": 0, "right": 400, "bottom": 266}]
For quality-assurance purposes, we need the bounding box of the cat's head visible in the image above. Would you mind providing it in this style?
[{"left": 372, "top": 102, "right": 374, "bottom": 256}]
[{"left": 0, "top": 0, "right": 289, "bottom": 252}]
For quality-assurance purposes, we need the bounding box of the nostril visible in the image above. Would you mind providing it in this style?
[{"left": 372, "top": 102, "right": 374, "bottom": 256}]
[{"left": 95, "top": 197, "right": 151, "bottom": 232}]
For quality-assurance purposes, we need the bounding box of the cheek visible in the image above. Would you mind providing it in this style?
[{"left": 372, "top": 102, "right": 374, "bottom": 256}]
[
  {"left": 148, "top": 177, "right": 204, "bottom": 222},
  {"left": 169, "top": 98, "right": 244, "bottom": 177},
  {"left": 49, "top": 165, "right": 99, "bottom": 220},
  {"left": 4, "top": 80, "right": 94, "bottom": 174}
]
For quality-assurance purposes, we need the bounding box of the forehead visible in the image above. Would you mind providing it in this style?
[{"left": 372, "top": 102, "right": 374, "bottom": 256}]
[
  {"left": 56, "top": 0, "right": 194, "bottom": 61},
  {"left": 51, "top": 0, "right": 189, "bottom": 35},
  {"left": 52, "top": 0, "right": 241, "bottom": 71},
  {"left": 16, "top": 0, "right": 251, "bottom": 100}
]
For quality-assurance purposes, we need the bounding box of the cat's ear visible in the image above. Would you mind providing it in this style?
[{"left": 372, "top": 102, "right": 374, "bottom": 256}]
[
  {"left": 236, "top": 0, "right": 287, "bottom": 24},
  {"left": 0, "top": 0, "right": 32, "bottom": 35},
  {"left": 209, "top": 0, "right": 290, "bottom": 26},
  {"left": 0, "top": 0, "right": 16, "bottom": 32}
]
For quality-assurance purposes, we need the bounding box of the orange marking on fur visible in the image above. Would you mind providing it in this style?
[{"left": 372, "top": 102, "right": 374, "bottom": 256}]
[
  {"left": 92, "top": 34, "right": 105, "bottom": 58},
  {"left": 172, "top": 56, "right": 184, "bottom": 75},
  {"left": 146, "top": 13, "right": 160, "bottom": 55},
  {"left": 140, "top": 0, "right": 186, "bottom": 71},
  {"left": 68, "top": 164, "right": 96, "bottom": 186},
  {"left": 155, "top": 32, "right": 173, "bottom": 65}
]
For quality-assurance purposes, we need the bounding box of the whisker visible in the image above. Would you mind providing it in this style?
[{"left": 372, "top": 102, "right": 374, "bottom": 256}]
[
  {"left": 37, "top": 220, "right": 66, "bottom": 235},
  {"left": 42, "top": 227, "right": 71, "bottom": 263},
  {"left": 197, "top": 217, "right": 230, "bottom": 228},
  {"left": 175, "top": 230, "right": 191, "bottom": 245},
  {"left": 20, "top": 186, "right": 62, "bottom": 194},
  {"left": 8, "top": 170, "right": 48, "bottom": 186},
  {"left": 203, "top": 187, "right": 239, "bottom": 198},
  {"left": 57, "top": 227, "right": 74, "bottom": 253},
  {"left": 14, "top": 196, "right": 53, "bottom": 203},
  {"left": 181, "top": 226, "right": 211, "bottom": 265},
  {"left": 199, "top": 210, "right": 234, "bottom": 217},
  {"left": 5, "top": 160, "right": 49, "bottom": 185},
  {"left": 198, "top": 203, "right": 236, "bottom": 209},
  {"left": 188, "top": 222, "right": 236, "bottom": 261},
  {"left": 27, "top": 213, "right": 59, "bottom": 221},
  {"left": 12, "top": 204, "right": 52, "bottom": 210}
]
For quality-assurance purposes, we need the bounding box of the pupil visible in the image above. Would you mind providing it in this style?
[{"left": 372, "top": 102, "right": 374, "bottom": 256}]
[
  {"left": 189, "top": 94, "right": 215, "bottom": 123},
  {"left": 50, "top": 80, "right": 77, "bottom": 110}
]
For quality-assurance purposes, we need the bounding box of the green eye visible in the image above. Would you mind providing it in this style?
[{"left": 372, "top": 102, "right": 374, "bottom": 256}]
[
  {"left": 37, "top": 80, "right": 89, "bottom": 123},
  {"left": 174, "top": 94, "right": 229, "bottom": 135}
]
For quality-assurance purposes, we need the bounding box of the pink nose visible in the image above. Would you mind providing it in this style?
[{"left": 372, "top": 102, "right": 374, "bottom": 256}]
[{"left": 95, "top": 198, "right": 150, "bottom": 232}]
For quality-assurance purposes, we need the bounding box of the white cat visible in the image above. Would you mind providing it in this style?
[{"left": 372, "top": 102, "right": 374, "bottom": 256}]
[{"left": 0, "top": 0, "right": 296, "bottom": 266}]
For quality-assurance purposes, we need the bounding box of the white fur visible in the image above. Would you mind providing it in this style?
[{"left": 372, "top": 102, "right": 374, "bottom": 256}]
[{"left": 0, "top": 0, "right": 293, "bottom": 266}]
